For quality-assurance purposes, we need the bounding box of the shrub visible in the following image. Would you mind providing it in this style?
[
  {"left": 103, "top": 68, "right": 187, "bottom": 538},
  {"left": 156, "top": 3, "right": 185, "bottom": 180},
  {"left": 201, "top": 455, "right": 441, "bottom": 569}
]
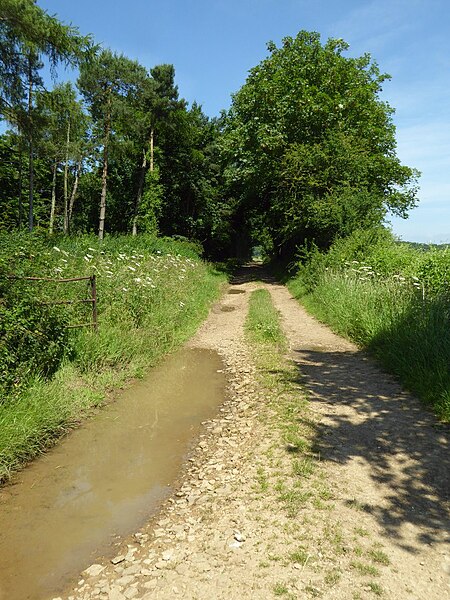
[{"left": 0, "top": 276, "right": 69, "bottom": 400}]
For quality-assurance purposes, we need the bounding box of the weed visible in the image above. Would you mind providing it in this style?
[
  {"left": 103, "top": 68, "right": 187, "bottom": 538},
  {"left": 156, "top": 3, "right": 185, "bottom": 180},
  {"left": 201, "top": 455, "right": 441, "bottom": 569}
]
[
  {"left": 351, "top": 561, "right": 380, "bottom": 576},
  {"left": 305, "top": 585, "right": 322, "bottom": 597},
  {"left": 324, "top": 568, "right": 341, "bottom": 585},
  {"left": 292, "top": 457, "right": 315, "bottom": 478},
  {"left": 368, "top": 549, "right": 390, "bottom": 566},
  {"left": 367, "top": 581, "right": 384, "bottom": 596},
  {"left": 256, "top": 466, "right": 269, "bottom": 492},
  {"left": 273, "top": 583, "right": 289, "bottom": 596},
  {"left": 347, "top": 498, "right": 367, "bottom": 512},
  {"left": 273, "top": 583, "right": 296, "bottom": 599},
  {"left": 279, "top": 488, "right": 311, "bottom": 517},
  {"left": 289, "top": 547, "right": 309, "bottom": 565}
]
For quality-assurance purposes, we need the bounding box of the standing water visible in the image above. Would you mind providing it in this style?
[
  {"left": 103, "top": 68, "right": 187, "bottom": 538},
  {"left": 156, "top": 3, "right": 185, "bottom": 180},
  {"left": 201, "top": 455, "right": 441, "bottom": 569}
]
[{"left": 0, "top": 348, "right": 226, "bottom": 600}]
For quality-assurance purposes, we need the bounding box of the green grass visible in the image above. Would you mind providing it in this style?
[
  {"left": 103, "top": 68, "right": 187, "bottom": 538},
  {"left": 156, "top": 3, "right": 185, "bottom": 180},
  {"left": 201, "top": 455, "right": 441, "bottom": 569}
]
[
  {"left": 284, "top": 227, "right": 450, "bottom": 421},
  {"left": 367, "top": 581, "right": 384, "bottom": 596},
  {"left": 245, "top": 288, "right": 287, "bottom": 348},
  {"left": 288, "top": 270, "right": 450, "bottom": 421},
  {"left": 367, "top": 548, "right": 390, "bottom": 566},
  {"left": 245, "top": 288, "right": 326, "bottom": 523},
  {"left": 0, "top": 232, "right": 226, "bottom": 481},
  {"left": 351, "top": 561, "right": 381, "bottom": 576}
]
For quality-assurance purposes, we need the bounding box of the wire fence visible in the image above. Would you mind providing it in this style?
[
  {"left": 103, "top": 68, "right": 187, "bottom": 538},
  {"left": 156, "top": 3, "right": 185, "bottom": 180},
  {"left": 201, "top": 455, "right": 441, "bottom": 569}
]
[{"left": 1, "top": 274, "right": 98, "bottom": 331}]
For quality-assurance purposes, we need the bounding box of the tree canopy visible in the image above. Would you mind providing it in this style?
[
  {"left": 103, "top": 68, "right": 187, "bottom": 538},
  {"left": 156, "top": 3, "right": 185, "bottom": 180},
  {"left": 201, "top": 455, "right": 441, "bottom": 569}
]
[
  {"left": 221, "top": 31, "right": 419, "bottom": 256},
  {"left": 0, "top": 13, "right": 420, "bottom": 259}
]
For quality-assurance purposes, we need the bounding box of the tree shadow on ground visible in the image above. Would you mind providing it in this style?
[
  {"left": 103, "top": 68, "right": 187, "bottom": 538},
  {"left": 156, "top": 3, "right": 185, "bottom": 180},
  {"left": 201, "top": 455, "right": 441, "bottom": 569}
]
[
  {"left": 289, "top": 346, "right": 450, "bottom": 553},
  {"left": 232, "top": 264, "right": 449, "bottom": 551},
  {"left": 229, "top": 264, "right": 276, "bottom": 285}
]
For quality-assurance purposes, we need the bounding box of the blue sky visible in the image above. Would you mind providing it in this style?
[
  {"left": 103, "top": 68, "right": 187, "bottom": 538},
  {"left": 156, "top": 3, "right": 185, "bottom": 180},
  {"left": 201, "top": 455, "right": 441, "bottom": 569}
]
[{"left": 38, "top": 0, "right": 449, "bottom": 243}]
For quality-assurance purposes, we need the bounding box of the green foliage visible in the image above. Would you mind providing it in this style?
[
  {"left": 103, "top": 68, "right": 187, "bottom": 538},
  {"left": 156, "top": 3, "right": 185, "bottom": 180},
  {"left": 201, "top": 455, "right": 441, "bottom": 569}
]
[
  {"left": 138, "top": 167, "right": 163, "bottom": 234},
  {"left": 0, "top": 231, "right": 225, "bottom": 479},
  {"left": 0, "top": 0, "right": 92, "bottom": 124},
  {"left": 288, "top": 228, "right": 450, "bottom": 420},
  {"left": 222, "top": 31, "right": 419, "bottom": 257},
  {"left": 0, "top": 271, "right": 69, "bottom": 400}
]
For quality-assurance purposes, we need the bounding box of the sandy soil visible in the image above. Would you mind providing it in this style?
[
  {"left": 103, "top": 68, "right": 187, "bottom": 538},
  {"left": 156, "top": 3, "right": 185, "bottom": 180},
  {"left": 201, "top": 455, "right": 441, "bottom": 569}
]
[{"left": 57, "top": 266, "right": 449, "bottom": 600}]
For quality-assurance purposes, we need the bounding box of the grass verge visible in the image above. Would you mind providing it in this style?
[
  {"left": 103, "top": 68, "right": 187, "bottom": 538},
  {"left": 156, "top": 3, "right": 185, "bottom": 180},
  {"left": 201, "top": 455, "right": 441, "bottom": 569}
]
[
  {"left": 0, "top": 233, "right": 226, "bottom": 481},
  {"left": 287, "top": 271, "right": 450, "bottom": 421}
]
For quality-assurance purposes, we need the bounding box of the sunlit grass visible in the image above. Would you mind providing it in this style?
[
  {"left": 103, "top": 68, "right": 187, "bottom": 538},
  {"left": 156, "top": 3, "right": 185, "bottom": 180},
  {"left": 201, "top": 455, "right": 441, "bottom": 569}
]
[
  {"left": 288, "top": 269, "right": 450, "bottom": 421},
  {"left": 0, "top": 232, "right": 225, "bottom": 481}
]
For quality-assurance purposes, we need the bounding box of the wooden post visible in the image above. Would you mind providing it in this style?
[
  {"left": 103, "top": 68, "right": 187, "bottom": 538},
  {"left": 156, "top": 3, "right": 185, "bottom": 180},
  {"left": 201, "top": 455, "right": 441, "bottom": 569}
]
[{"left": 90, "top": 275, "right": 98, "bottom": 332}]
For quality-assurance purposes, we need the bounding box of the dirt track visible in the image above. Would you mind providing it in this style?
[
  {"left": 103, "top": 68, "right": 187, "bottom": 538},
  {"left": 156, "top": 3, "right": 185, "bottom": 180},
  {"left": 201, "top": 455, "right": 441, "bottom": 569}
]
[{"left": 59, "top": 266, "right": 449, "bottom": 600}]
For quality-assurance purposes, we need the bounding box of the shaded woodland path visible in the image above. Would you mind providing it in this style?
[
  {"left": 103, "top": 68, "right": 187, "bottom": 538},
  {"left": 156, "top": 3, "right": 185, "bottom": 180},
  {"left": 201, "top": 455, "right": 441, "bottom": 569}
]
[{"left": 60, "top": 265, "right": 449, "bottom": 600}]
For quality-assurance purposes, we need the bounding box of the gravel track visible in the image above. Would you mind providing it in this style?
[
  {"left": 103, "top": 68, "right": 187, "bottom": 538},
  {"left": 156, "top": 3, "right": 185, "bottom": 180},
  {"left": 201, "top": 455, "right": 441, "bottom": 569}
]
[{"left": 57, "top": 266, "right": 449, "bottom": 600}]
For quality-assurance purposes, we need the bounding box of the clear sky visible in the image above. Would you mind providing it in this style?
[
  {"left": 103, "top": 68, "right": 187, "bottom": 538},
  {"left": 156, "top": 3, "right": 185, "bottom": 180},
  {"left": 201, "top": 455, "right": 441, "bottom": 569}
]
[{"left": 38, "top": 0, "right": 449, "bottom": 243}]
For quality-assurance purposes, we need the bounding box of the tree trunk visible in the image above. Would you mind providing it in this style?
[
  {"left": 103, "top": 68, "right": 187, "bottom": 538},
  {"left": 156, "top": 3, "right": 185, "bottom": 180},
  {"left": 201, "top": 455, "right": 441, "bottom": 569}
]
[
  {"left": 149, "top": 127, "right": 154, "bottom": 173},
  {"left": 17, "top": 135, "right": 23, "bottom": 228},
  {"left": 132, "top": 128, "right": 153, "bottom": 236},
  {"left": 49, "top": 158, "right": 57, "bottom": 234},
  {"left": 27, "top": 55, "right": 34, "bottom": 233},
  {"left": 63, "top": 120, "right": 70, "bottom": 234},
  {"left": 68, "top": 160, "right": 81, "bottom": 228},
  {"left": 132, "top": 148, "right": 147, "bottom": 236},
  {"left": 98, "top": 92, "right": 111, "bottom": 241}
]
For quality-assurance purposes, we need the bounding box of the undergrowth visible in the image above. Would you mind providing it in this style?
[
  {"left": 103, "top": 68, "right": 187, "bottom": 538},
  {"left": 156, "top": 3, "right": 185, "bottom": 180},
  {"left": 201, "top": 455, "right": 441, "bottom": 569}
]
[
  {"left": 0, "top": 232, "right": 226, "bottom": 481},
  {"left": 287, "top": 228, "right": 450, "bottom": 421}
]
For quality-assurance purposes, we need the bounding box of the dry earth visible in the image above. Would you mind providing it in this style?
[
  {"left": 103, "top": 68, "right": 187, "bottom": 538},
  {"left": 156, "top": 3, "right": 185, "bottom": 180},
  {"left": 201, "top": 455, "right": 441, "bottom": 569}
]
[{"left": 56, "top": 266, "right": 449, "bottom": 600}]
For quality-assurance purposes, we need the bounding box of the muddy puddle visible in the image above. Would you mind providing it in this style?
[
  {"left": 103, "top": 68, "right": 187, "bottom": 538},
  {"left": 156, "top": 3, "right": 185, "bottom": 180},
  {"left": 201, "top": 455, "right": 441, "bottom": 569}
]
[{"left": 0, "top": 348, "right": 226, "bottom": 600}]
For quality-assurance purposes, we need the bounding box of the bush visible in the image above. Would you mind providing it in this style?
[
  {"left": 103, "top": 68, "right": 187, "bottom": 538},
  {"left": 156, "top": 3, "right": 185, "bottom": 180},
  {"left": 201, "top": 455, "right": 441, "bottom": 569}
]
[
  {"left": 0, "top": 276, "right": 69, "bottom": 400},
  {"left": 288, "top": 227, "right": 450, "bottom": 421}
]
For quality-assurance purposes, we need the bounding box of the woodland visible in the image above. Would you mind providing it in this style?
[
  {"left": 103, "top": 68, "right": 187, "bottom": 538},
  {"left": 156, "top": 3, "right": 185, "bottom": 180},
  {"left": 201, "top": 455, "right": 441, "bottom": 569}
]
[{"left": 0, "top": 0, "right": 419, "bottom": 259}]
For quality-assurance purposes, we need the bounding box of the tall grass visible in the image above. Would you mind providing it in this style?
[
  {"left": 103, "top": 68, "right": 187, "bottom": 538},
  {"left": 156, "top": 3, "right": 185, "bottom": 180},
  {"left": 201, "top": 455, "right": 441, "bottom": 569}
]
[
  {"left": 287, "top": 229, "right": 450, "bottom": 421},
  {"left": 0, "top": 232, "right": 226, "bottom": 480}
]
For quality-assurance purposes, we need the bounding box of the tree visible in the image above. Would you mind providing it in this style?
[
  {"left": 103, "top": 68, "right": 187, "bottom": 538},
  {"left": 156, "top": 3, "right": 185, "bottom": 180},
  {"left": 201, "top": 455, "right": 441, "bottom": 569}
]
[
  {"left": 222, "top": 31, "right": 419, "bottom": 257},
  {"left": 131, "top": 64, "right": 180, "bottom": 235},
  {"left": 37, "top": 82, "right": 87, "bottom": 233},
  {"left": 78, "top": 49, "right": 147, "bottom": 239},
  {"left": 0, "top": 0, "right": 92, "bottom": 231}
]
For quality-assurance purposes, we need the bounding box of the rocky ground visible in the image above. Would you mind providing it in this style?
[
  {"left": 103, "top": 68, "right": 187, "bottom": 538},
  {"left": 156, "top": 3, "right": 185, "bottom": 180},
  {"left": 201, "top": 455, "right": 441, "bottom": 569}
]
[{"left": 55, "top": 267, "right": 449, "bottom": 600}]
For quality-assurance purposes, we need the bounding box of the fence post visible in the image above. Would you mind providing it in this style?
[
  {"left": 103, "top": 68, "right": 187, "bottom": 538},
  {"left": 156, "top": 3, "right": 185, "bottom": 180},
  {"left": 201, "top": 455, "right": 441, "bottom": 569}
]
[{"left": 90, "top": 275, "right": 98, "bottom": 332}]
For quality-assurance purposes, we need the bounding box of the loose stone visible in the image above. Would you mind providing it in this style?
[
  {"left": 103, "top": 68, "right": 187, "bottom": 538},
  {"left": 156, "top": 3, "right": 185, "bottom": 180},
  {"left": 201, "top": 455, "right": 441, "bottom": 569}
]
[{"left": 83, "top": 565, "right": 105, "bottom": 578}]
